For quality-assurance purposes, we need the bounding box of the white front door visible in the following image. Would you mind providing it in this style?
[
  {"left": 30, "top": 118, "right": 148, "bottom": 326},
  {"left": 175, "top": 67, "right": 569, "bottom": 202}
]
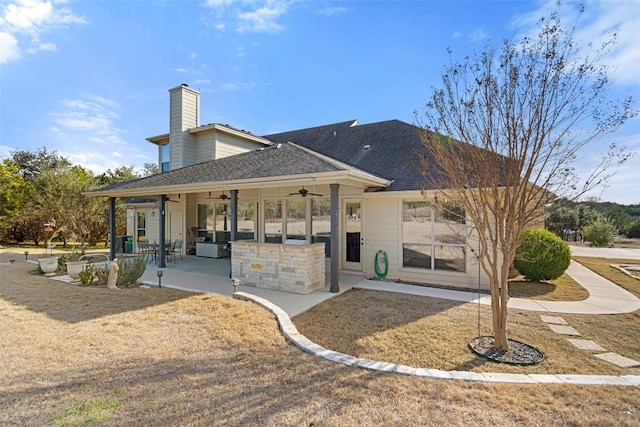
[
  {"left": 343, "top": 199, "right": 362, "bottom": 271},
  {"left": 168, "top": 209, "right": 183, "bottom": 245}
]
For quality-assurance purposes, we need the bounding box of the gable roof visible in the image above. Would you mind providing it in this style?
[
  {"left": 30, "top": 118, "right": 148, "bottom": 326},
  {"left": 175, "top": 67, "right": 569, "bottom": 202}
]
[
  {"left": 264, "top": 119, "right": 435, "bottom": 191},
  {"left": 88, "top": 141, "right": 390, "bottom": 197}
]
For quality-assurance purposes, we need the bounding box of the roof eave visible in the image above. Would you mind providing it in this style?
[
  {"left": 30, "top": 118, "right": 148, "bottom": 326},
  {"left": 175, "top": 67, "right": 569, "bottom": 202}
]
[{"left": 84, "top": 170, "right": 391, "bottom": 199}]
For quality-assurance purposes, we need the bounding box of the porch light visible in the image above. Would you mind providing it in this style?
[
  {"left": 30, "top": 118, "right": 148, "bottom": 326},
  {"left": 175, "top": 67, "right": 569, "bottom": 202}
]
[
  {"left": 231, "top": 278, "right": 240, "bottom": 293},
  {"left": 157, "top": 270, "right": 163, "bottom": 288},
  {"left": 24, "top": 251, "right": 29, "bottom": 260}
]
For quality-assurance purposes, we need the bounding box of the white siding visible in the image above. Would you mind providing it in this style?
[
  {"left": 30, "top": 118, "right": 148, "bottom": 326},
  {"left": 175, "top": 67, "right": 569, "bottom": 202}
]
[
  {"left": 363, "top": 193, "right": 489, "bottom": 290},
  {"left": 168, "top": 85, "right": 200, "bottom": 169},
  {"left": 195, "top": 132, "right": 216, "bottom": 162},
  {"left": 216, "top": 133, "right": 264, "bottom": 159},
  {"left": 182, "top": 133, "right": 197, "bottom": 167}
]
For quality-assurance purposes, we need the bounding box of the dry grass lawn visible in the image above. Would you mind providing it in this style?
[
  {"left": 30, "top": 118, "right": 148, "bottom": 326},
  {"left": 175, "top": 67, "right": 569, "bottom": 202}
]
[
  {"left": 573, "top": 256, "right": 640, "bottom": 298},
  {"left": 508, "top": 272, "right": 589, "bottom": 301},
  {"left": 1, "top": 252, "right": 639, "bottom": 426},
  {"left": 295, "top": 289, "right": 640, "bottom": 376}
]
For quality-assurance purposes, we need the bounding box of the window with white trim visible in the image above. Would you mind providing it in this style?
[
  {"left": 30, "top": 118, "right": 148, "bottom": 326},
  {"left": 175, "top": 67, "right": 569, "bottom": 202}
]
[{"left": 402, "top": 200, "right": 466, "bottom": 272}]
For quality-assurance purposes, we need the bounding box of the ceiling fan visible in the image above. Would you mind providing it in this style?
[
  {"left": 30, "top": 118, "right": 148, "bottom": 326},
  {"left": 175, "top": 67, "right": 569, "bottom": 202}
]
[
  {"left": 206, "top": 191, "right": 230, "bottom": 200},
  {"left": 155, "top": 196, "right": 179, "bottom": 206},
  {"left": 288, "top": 187, "right": 323, "bottom": 198}
]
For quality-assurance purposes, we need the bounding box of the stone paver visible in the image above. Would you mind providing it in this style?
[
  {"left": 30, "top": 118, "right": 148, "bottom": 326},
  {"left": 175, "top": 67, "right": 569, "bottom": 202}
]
[
  {"left": 539, "top": 315, "right": 567, "bottom": 325},
  {"left": 546, "top": 324, "right": 581, "bottom": 336},
  {"left": 567, "top": 339, "right": 607, "bottom": 352},
  {"left": 234, "top": 291, "right": 640, "bottom": 385},
  {"left": 594, "top": 352, "right": 640, "bottom": 368}
]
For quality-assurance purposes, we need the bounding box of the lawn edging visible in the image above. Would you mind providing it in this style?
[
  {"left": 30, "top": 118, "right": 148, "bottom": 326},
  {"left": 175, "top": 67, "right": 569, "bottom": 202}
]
[{"left": 233, "top": 291, "right": 640, "bottom": 386}]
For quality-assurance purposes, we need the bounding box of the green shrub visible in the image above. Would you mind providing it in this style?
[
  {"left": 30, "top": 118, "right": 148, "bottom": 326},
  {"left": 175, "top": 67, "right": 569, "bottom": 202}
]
[
  {"left": 581, "top": 217, "right": 617, "bottom": 247},
  {"left": 78, "top": 265, "right": 96, "bottom": 286},
  {"left": 623, "top": 219, "right": 640, "bottom": 239},
  {"left": 101, "top": 255, "right": 147, "bottom": 287},
  {"left": 514, "top": 228, "right": 571, "bottom": 282}
]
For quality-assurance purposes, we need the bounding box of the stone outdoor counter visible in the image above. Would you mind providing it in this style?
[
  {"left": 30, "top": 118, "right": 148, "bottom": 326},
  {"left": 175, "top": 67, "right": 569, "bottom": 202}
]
[{"left": 231, "top": 241, "right": 325, "bottom": 294}]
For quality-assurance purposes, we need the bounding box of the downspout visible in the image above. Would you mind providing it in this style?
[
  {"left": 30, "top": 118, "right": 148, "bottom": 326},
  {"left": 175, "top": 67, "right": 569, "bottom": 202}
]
[{"left": 330, "top": 183, "right": 339, "bottom": 293}]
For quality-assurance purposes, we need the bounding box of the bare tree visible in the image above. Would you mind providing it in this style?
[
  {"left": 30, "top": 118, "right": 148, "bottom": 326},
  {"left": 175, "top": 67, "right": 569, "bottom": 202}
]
[{"left": 417, "top": 3, "right": 636, "bottom": 351}]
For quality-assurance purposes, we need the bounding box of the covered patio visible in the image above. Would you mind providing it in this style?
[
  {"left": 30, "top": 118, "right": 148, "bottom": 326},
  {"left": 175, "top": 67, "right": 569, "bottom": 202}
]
[
  {"left": 137, "top": 254, "right": 369, "bottom": 316},
  {"left": 89, "top": 142, "right": 391, "bottom": 295}
]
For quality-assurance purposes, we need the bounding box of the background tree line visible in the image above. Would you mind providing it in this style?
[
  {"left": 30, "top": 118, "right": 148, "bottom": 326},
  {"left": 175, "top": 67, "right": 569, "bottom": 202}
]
[
  {"left": 545, "top": 197, "right": 640, "bottom": 245},
  {"left": 0, "top": 147, "right": 157, "bottom": 247}
]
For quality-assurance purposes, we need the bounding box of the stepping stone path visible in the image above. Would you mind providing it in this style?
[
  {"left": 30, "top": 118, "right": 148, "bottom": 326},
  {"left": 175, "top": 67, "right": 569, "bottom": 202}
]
[
  {"left": 567, "top": 339, "right": 607, "bottom": 352},
  {"left": 546, "top": 324, "right": 581, "bottom": 336},
  {"left": 539, "top": 314, "right": 640, "bottom": 369},
  {"left": 539, "top": 315, "right": 567, "bottom": 325},
  {"left": 594, "top": 353, "right": 640, "bottom": 368}
]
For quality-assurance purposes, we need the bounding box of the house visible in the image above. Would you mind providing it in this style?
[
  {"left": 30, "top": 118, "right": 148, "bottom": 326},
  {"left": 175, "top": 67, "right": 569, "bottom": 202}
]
[{"left": 89, "top": 84, "right": 489, "bottom": 293}]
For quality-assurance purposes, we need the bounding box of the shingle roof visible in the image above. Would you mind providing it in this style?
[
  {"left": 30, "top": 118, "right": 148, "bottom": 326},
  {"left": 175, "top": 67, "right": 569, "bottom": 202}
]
[
  {"left": 264, "top": 119, "right": 435, "bottom": 191},
  {"left": 89, "top": 142, "right": 379, "bottom": 195}
]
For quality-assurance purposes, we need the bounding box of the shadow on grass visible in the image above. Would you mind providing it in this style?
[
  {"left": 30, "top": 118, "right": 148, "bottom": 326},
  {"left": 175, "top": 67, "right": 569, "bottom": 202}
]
[
  {"left": 0, "top": 256, "right": 195, "bottom": 324},
  {"left": 508, "top": 280, "right": 557, "bottom": 298},
  {"left": 4, "top": 351, "right": 372, "bottom": 426}
]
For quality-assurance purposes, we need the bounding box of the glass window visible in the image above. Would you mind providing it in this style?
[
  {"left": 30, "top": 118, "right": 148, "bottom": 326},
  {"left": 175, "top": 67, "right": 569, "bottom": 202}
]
[
  {"left": 197, "top": 203, "right": 214, "bottom": 241},
  {"left": 286, "top": 199, "right": 306, "bottom": 240},
  {"left": 161, "top": 144, "right": 170, "bottom": 173},
  {"left": 215, "top": 203, "right": 230, "bottom": 242},
  {"left": 311, "top": 199, "right": 331, "bottom": 257},
  {"left": 264, "top": 200, "right": 283, "bottom": 243},
  {"left": 237, "top": 201, "right": 256, "bottom": 241},
  {"left": 136, "top": 212, "right": 146, "bottom": 241},
  {"left": 402, "top": 200, "right": 466, "bottom": 272}
]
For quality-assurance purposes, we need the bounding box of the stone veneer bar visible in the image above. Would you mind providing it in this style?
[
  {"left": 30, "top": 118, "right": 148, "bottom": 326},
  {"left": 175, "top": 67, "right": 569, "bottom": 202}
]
[{"left": 231, "top": 241, "right": 325, "bottom": 294}]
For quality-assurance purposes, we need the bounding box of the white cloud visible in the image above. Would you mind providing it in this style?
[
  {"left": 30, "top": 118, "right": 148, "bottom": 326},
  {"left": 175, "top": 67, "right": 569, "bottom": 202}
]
[
  {"left": 27, "top": 40, "right": 55, "bottom": 53},
  {"left": 203, "top": 0, "right": 292, "bottom": 33},
  {"left": 510, "top": 1, "right": 640, "bottom": 87},
  {"left": 50, "top": 94, "right": 125, "bottom": 142},
  {"left": 0, "top": 31, "right": 20, "bottom": 63},
  {"left": 317, "top": 6, "right": 347, "bottom": 17},
  {"left": 47, "top": 93, "right": 155, "bottom": 173},
  {"left": 0, "top": 0, "right": 86, "bottom": 63},
  {"left": 189, "top": 52, "right": 200, "bottom": 59},
  {"left": 238, "top": 3, "right": 287, "bottom": 33}
]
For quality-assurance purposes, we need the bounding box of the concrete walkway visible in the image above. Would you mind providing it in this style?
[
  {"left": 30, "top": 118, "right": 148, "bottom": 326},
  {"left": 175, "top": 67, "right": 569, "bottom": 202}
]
[
  {"left": 139, "top": 257, "right": 640, "bottom": 316},
  {"left": 354, "top": 260, "right": 640, "bottom": 315}
]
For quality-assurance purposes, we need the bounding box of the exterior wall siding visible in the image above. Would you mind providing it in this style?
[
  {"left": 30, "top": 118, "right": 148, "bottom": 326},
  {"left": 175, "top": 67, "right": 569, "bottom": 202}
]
[
  {"left": 195, "top": 132, "right": 216, "bottom": 162},
  {"left": 363, "top": 193, "right": 489, "bottom": 290},
  {"left": 168, "top": 85, "right": 199, "bottom": 169},
  {"left": 216, "top": 133, "right": 264, "bottom": 159}
]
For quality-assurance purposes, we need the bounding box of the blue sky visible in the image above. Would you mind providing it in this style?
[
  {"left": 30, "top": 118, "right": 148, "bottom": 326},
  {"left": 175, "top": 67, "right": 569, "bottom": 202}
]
[{"left": 1, "top": 0, "right": 638, "bottom": 204}]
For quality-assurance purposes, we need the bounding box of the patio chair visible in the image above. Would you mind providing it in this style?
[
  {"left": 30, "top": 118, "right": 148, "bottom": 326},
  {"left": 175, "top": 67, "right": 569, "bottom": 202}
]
[
  {"left": 137, "top": 242, "right": 154, "bottom": 263},
  {"left": 173, "top": 239, "right": 183, "bottom": 261},
  {"left": 164, "top": 240, "right": 176, "bottom": 263}
]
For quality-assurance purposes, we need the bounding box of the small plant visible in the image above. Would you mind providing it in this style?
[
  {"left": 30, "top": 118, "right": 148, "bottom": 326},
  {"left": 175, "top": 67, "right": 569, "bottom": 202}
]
[
  {"left": 581, "top": 217, "right": 617, "bottom": 247},
  {"left": 98, "top": 255, "right": 147, "bottom": 287},
  {"left": 514, "top": 228, "right": 571, "bottom": 282},
  {"left": 95, "top": 266, "right": 109, "bottom": 285},
  {"left": 52, "top": 397, "right": 120, "bottom": 427},
  {"left": 78, "top": 265, "right": 96, "bottom": 286},
  {"left": 116, "top": 255, "right": 146, "bottom": 287}
]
